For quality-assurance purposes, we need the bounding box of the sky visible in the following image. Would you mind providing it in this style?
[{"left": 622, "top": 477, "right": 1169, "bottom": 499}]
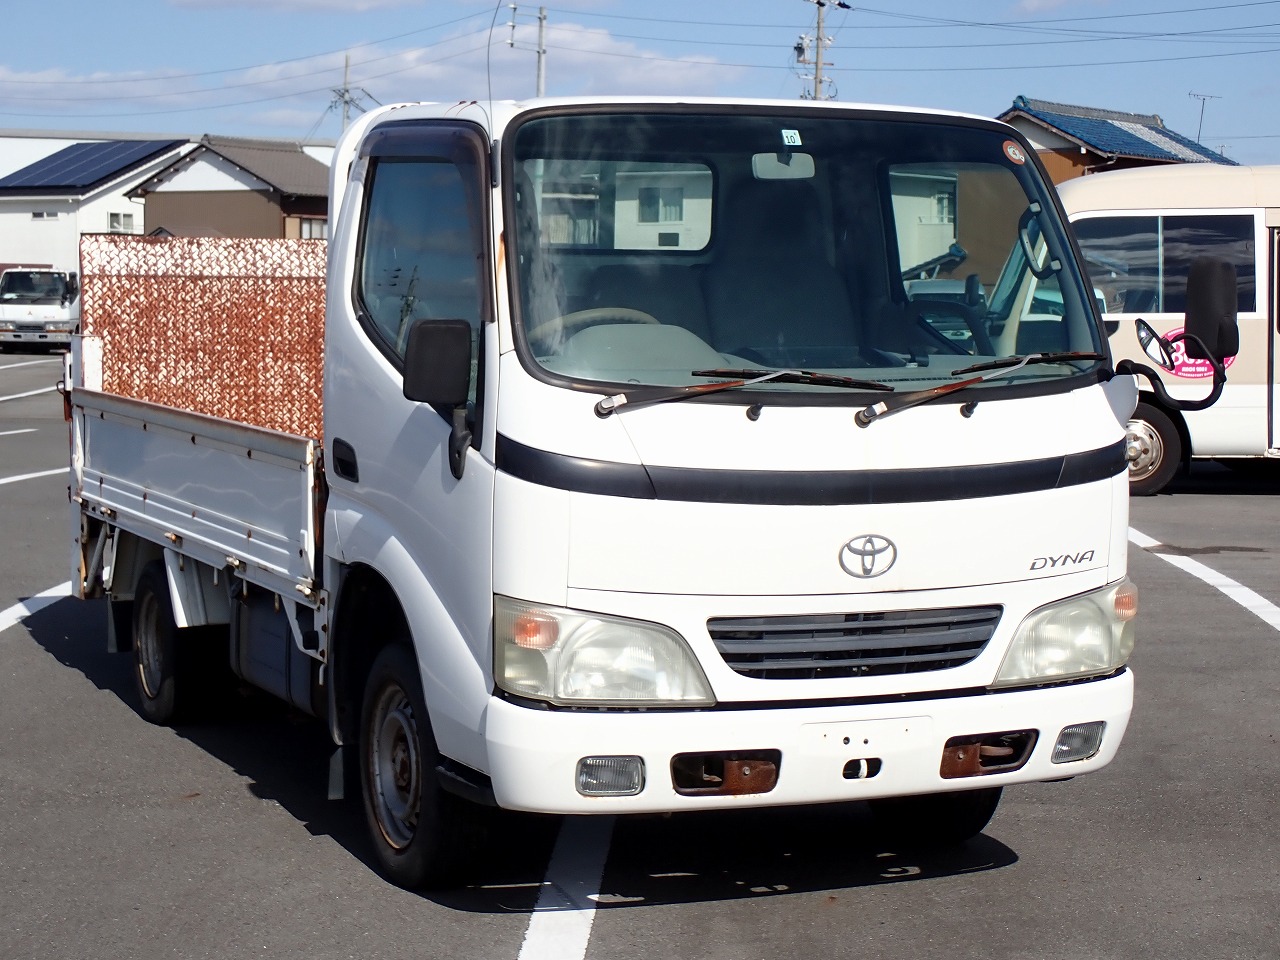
[{"left": 2, "top": 0, "right": 1278, "bottom": 164}]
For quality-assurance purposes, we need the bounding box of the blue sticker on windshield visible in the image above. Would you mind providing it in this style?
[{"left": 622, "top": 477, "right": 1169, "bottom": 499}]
[{"left": 781, "top": 129, "right": 802, "bottom": 146}]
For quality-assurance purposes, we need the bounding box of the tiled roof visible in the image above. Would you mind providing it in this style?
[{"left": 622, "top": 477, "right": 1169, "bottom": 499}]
[
  {"left": 0, "top": 139, "right": 186, "bottom": 194},
  {"left": 1000, "top": 96, "right": 1234, "bottom": 165},
  {"left": 196, "top": 135, "right": 329, "bottom": 197}
]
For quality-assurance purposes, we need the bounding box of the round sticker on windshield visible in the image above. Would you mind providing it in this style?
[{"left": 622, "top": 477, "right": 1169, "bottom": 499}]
[{"left": 1003, "top": 140, "right": 1027, "bottom": 165}]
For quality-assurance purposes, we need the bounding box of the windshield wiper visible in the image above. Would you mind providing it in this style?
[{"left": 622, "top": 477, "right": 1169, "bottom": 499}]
[
  {"left": 856, "top": 353, "right": 1061, "bottom": 427},
  {"left": 691, "top": 368, "right": 894, "bottom": 391},
  {"left": 596, "top": 368, "right": 893, "bottom": 417},
  {"left": 951, "top": 351, "right": 1104, "bottom": 376}
]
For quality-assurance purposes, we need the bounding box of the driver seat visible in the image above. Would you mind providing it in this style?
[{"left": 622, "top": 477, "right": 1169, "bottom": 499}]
[{"left": 702, "top": 178, "right": 860, "bottom": 367}]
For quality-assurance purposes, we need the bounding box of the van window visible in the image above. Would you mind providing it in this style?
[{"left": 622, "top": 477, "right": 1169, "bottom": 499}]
[{"left": 1073, "top": 213, "right": 1255, "bottom": 314}]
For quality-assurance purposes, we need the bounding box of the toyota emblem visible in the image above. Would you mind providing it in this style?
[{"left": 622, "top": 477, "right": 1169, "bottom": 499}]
[{"left": 839, "top": 535, "right": 897, "bottom": 578}]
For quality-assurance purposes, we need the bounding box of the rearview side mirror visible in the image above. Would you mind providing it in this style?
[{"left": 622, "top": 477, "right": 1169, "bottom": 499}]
[
  {"left": 1183, "top": 256, "right": 1239, "bottom": 362},
  {"left": 402, "top": 317, "right": 473, "bottom": 480}
]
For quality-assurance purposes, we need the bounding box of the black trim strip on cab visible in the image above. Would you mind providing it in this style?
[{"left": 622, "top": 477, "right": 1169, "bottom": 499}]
[{"left": 495, "top": 435, "right": 1126, "bottom": 505}]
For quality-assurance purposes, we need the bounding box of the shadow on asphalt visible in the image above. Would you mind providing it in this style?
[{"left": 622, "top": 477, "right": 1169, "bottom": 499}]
[
  {"left": 1161, "top": 460, "right": 1280, "bottom": 497},
  {"left": 23, "top": 595, "right": 1018, "bottom": 913}
]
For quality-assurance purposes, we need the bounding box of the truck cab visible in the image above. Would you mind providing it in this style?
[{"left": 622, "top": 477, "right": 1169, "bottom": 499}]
[{"left": 0, "top": 266, "right": 79, "bottom": 350}]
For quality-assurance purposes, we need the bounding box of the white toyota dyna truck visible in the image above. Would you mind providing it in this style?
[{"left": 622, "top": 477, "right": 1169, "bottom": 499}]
[{"left": 64, "top": 97, "right": 1236, "bottom": 889}]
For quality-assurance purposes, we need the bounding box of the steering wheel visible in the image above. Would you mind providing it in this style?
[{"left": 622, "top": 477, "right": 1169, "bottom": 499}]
[{"left": 527, "top": 306, "right": 659, "bottom": 344}]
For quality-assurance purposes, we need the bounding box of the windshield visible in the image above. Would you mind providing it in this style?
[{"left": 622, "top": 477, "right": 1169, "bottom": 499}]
[
  {"left": 509, "top": 110, "right": 1103, "bottom": 398},
  {"left": 0, "top": 270, "right": 67, "bottom": 303}
]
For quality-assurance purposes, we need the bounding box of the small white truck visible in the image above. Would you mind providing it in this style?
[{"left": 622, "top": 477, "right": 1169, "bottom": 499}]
[
  {"left": 0, "top": 265, "right": 79, "bottom": 349},
  {"left": 64, "top": 97, "right": 1235, "bottom": 890}
]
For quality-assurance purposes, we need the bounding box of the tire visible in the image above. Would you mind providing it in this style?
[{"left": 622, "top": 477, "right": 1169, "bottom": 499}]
[
  {"left": 131, "top": 562, "right": 229, "bottom": 725},
  {"left": 132, "top": 562, "right": 185, "bottom": 724},
  {"left": 1126, "top": 402, "right": 1183, "bottom": 497},
  {"left": 359, "top": 644, "right": 480, "bottom": 890},
  {"left": 869, "top": 786, "right": 1002, "bottom": 848}
]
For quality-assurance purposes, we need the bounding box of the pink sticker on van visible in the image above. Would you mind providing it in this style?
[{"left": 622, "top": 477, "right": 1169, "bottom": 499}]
[{"left": 1165, "top": 326, "right": 1237, "bottom": 379}]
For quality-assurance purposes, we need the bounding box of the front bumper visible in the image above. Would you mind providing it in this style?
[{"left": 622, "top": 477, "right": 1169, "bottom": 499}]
[
  {"left": 482, "top": 669, "right": 1133, "bottom": 813},
  {"left": 0, "top": 329, "right": 71, "bottom": 346}
]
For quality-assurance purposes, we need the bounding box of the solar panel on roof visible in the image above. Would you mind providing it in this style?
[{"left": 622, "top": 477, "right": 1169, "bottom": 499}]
[{"left": 0, "top": 139, "right": 183, "bottom": 191}]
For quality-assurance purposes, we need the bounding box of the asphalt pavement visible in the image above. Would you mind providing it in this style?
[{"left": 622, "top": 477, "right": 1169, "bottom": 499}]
[{"left": 2, "top": 351, "right": 1277, "bottom": 960}]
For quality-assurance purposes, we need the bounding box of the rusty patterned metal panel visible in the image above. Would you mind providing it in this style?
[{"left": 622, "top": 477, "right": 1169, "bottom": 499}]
[{"left": 80, "top": 235, "right": 326, "bottom": 439}]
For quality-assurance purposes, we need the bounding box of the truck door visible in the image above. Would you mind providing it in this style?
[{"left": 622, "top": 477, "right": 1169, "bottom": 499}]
[{"left": 325, "top": 119, "right": 496, "bottom": 760}]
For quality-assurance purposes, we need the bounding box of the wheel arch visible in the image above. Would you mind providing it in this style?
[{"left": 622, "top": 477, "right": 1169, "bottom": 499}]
[
  {"left": 1135, "top": 389, "right": 1192, "bottom": 467},
  {"left": 329, "top": 563, "right": 411, "bottom": 747}
]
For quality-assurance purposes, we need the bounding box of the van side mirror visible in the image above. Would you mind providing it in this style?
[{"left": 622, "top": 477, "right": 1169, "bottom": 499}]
[
  {"left": 1183, "top": 256, "right": 1239, "bottom": 362},
  {"left": 402, "top": 317, "right": 473, "bottom": 480},
  {"left": 1118, "top": 259, "right": 1237, "bottom": 414}
]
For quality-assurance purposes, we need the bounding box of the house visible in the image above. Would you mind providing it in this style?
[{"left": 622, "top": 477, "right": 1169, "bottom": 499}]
[
  {"left": 0, "top": 136, "right": 192, "bottom": 273},
  {"left": 128, "top": 135, "right": 331, "bottom": 239},
  {"left": 997, "top": 95, "right": 1234, "bottom": 183}
]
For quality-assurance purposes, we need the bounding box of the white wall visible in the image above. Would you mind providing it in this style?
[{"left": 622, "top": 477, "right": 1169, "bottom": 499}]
[{"left": 0, "top": 201, "right": 80, "bottom": 271}]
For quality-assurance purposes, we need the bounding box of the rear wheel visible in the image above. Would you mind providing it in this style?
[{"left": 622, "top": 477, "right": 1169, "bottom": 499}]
[
  {"left": 131, "top": 562, "right": 230, "bottom": 724},
  {"left": 359, "top": 644, "right": 479, "bottom": 889},
  {"left": 1126, "top": 402, "right": 1182, "bottom": 496},
  {"left": 869, "top": 786, "right": 1002, "bottom": 848}
]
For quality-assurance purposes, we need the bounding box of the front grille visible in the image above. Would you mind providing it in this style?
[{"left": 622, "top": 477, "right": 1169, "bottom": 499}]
[{"left": 708, "top": 606, "right": 1002, "bottom": 680}]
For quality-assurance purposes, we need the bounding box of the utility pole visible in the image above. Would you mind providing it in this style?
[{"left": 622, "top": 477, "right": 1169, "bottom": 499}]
[
  {"left": 508, "top": 5, "right": 548, "bottom": 97},
  {"left": 328, "top": 54, "right": 380, "bottom": 131},
  {"left": 795, "top": 0, "right": 849, "bottom": 100},
  {"left": 1189, "top": 91, "right": 1220, "bottom": 144}
]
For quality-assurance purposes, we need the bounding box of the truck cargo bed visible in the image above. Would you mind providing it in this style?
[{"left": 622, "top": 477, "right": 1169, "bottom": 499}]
[{"left": 70, "top": 386, "right": 320, "bottom": 601}]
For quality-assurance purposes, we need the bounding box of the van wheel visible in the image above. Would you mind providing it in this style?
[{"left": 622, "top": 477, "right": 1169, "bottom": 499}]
[
  {"left": 869, "top": 786, "right": 1002, "bottom": 848},
  {"left": 360, "top": 644, "right": 478, "bottom": 889},
  {"left": 1127, "top": 402, "right": 1182, "bottom": 496}
]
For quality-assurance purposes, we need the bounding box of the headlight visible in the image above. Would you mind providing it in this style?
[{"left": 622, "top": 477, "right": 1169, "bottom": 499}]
[
  {"left": 993, "top": 579, "right": 1137, "bottom": 688},
  {"left": 0, "top": 322, "right": 14, "bottom": 332},
  {"left": 44, "top": 321, "right": 74, "bottom": 332},
  {"left": 494, "top": 596, "right": 715, "bottom": 707}
]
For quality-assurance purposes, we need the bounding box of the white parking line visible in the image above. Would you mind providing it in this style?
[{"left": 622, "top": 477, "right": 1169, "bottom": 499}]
[
  {"left": 0, "top": 358, "right": 61, "bottom": 371},
  {"left": 518, "top": 816, "right": 615, "bottom": 960},
  {"left": 0, "top": 467, "right": 64, "bottom": 486},
  {"left": 0, "top": 428, "right": 38, "bottom": 437},
  {"left": 1130, "top": 526, "right": 1280, "bottom": 632},
  {"left": 0, "top": 582, "right": 72, "bottom": 637},
  {"left": 0, "top": 385, "right": 58, "bottom": 403}
]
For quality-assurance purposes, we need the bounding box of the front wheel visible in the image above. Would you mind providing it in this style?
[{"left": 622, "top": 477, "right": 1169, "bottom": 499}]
[
  {"left": 868, "top": 786, "right": 1002, "bottom": 848},
  {"left": 359, "top": 644, "right": 479, "bottom": 889},
  {"left": 1126, "top": 401, "right": 1183, "bottom": 496}
]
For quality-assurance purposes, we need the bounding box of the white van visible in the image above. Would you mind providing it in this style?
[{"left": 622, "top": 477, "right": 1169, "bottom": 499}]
[{"left": 1058, "top": 164, "right": 1278, "bottom": 494}]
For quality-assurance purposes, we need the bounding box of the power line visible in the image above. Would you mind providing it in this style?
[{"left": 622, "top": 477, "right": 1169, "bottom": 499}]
[{"left": 0, "top": 11, "right": 492, "bottom": 88}]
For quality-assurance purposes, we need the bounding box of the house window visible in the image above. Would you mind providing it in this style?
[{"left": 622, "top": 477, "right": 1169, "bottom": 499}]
[
  {"left": 934, "top": 187, "right": 956, "bottom": 225},
  {"left": 300, "top": 217, "right": 328, "bottom": 240},
  {"left": 109, "top": 212, "right": 135, "bottom": 234},
  {"left": 31, "top": 211, "right": 58, "bottom": 220},
  {"left": 638, "top": 186, "right": 684, "bottom": 223}
]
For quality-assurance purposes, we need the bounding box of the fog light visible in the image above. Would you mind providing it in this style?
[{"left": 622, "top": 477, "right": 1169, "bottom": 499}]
[
  {"left": 576, "top": 756, "right": 645, "bottom": 797},
  {"left": 1052, "top": 721, "right": 1106, "bottom": 763}
]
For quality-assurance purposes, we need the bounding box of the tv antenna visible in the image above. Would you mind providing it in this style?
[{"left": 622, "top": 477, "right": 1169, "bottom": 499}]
[{"left": 1188, "top": 91, "right": 1220, "bottom": 143}]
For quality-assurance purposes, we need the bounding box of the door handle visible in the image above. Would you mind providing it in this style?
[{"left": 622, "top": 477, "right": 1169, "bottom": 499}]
[{"left": 332, "top": 438, "right": 359, "bottom": 482}]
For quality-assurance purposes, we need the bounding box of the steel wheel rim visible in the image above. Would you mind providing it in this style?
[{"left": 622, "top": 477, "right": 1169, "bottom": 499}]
[
  {"left": 369, "top": 684, "right": 421, "bottom": 850},
  {"left": 1126, "top": 418, "right": 1164, "bottom": 482},
  {"left": 135, "top": 591, "right": 164, "bottom": 699}
]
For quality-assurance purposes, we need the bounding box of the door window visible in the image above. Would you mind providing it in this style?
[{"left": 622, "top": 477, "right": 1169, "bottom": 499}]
[{"left": 355, "top": 121, "right": 490, "bottom": 404}]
